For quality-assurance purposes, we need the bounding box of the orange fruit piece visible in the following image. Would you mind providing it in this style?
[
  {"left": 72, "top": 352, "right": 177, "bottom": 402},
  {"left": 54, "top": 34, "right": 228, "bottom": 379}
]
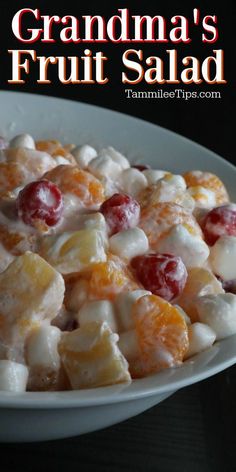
[
  {"left": 176, "top": 267, "right": 224, "bottom": 322},
  {"left": 130, "top": 294, "right": 189, "bottom": 378},
  {"left": 44, "top": 165, "right": 105, "bottom": 208},
  {"left": 139, "top": 202, "right": 202, "bottom": 249},
  {"left": 183, "top": 171, "right": 229, "bottom": 205},
  {"left": 36, "top": 140, "right": 76, "bottom": 164},
  {"left": 0, "top": 223, "right": 37, "bottom": 255},
  {"left": 89, "top": 255, "right": 140, "bottom": 301},
  {"left": 0, "top": 162, "right": 23, "bottom": 197}
]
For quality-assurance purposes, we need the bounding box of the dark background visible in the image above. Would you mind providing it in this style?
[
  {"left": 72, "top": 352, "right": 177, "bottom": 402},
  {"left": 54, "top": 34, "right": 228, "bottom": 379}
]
[{"left": 0, "top": 1, "right": 236, "bottom": 471}]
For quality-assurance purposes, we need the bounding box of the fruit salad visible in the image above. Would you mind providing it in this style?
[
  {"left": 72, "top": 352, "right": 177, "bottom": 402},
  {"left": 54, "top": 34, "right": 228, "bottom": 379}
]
[{"left": 0, "top": 133, "right": 235, "bottom": 393}]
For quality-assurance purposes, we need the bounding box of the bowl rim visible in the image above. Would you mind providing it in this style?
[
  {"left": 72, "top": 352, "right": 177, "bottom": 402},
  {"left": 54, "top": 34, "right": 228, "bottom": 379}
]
[
  {"left": 0, "top": 339, "right": 235, "bottom": 408},
  {"left": 0, "top": 90, "right": 235, "bottom": 409}
]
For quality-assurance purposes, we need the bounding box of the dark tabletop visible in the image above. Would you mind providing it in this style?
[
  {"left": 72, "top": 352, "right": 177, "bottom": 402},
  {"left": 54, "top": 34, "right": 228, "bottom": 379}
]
[{"left": 0, "top": 1, "right": 236, "bottom": 470}]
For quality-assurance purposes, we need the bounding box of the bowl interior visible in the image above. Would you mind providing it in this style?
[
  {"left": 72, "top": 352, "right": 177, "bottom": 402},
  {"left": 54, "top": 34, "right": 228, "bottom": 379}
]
[{"left": 0, "top": 90, "right": 236, "bottom": 408}]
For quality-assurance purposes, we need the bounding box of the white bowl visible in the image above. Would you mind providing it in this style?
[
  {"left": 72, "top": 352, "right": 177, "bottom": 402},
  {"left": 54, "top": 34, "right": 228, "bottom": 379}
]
[{"left": 0, "top": 91, "right": 236, "bottom": 443}]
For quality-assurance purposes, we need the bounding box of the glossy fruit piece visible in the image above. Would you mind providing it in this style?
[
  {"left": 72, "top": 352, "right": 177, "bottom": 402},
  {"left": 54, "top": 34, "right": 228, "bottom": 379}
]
[
  {"left": 59, "top": 322, "right": 131, "bottom": 389},
  {"left": 40, "top": 228, "right": 107, "bottom": 275},
  {"left": 89, "top": 255, "right": 140, "bottom": 300},
  {"left": 139, "top": 202, "right": 202, "bottom": 250},
  {"left": 100, "top": 193, "right": 140, "bottom": 236},
  {"left": 201, "top": 205, "right": 236, "bottom": 246},
  {"left": 16, "top": 180, "right": 64, "bottom": 228},
  {"left": 131, "top": 253, "right": 187, "bottom": 302},
  {"left": 44, "top": 165, "right": 105, "bottom": 209},
  {"left": 130, "top": 294, "right": 189, "bottom": 378},
  {"left": 176, "top": 267, "right": 224, "bottom": 322},
  {"left": 183, "top": 171, "right": 229, "bottom": 205},
  {"left": 0, "top": 252, "right": 65, "bottom": 361}
]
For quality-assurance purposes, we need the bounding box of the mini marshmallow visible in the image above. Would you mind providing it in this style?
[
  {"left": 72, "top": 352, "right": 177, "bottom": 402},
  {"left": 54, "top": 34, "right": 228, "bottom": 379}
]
[
  {"left": 109, "top": 227, "right": 149, "bottom": 260},
  {"left": 184, "top": 322, "right": 216, "bottom": 359},
  {"left": 196, "top": 293, "right": 236, "bottom": 340},
  {"left": 118, "top": 330, "right": 139, "bottom": 360},
  {"left": 118, "top": 168, "right": 148, "bottom": 197},
  {"left": 72, "top": 144, "right": 97, "bottom": 168},
  {"left": 54, "top": 155, "right": 71, "bottom": 166},
  {"left": 100, "top": 147, "right": 130, "bottom": 170},
  {"left": 115, "top": 290, "right": 151, "bottom": 331},
  {"left": 188, "top": 186, "right": 216, "bottom": 209},
  {"left": 77, "top": 300, "right": 118, "bottom": 332},
  {"left": 26, "top": 325, "right": 61, "bottom": 369},
  {"left": 67, "top": 279, "right": 90, "bottom": 312},
  {"left": 210, "top": 236, "right": 236, "bottom": 280},
  {"left": 76, "top": 212, "right": 107, "bottom": 235},
  {"left": 156, "top": 224, "right": 209, "bottom": 268},
  {"left": 142, "top": 169, "right": 169, "bottom": 185},
  {"left": 10, "top": 133, "right": 35, "bottom": 150},
  {"left": 88, "top": 154, "right": 122, "bottom": 179},
  {"left": 151, "top": 174, "right": 187, "bottom": 203},
  {"left": 0, "top": 360, "right": 28, "bottom": 392},
  {"left": 164, "top": 174, "right": 187, "bottom": 191}
]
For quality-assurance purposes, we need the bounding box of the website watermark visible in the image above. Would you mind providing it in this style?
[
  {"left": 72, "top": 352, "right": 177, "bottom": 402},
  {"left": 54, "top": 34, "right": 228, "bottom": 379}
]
[{"left": 124, "top": 88, "right": 222, "bottom": 100}]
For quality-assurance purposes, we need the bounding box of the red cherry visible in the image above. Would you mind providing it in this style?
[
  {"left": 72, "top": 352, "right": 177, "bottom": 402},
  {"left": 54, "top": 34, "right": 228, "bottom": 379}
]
[
  {"left": 132, "top": 164, "right": 150, "bottom": 172},
  {"left": 17, "top": 180, "right": 64, "bottom": 227},
  {"left": 131, "top": 253, "right": 187, "bottom": 302},
  {"left": 100, "top": 193, "right": 140, "bottom": 235},
  {"left": 201, "top": 205, "right": 236, "bottom": 246}
]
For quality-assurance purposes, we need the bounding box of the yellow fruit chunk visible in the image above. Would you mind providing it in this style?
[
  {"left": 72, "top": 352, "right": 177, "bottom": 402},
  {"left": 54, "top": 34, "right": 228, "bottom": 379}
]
[
  {"left": 44, "top": 165, "right": 105, "bottom": 209},
  {"left": 139, "top": 202, "right": 202, "bottom": 250},
  {"left": 130, "top": 294, "right": 189, "bottom": 378},
  {"left": 59, "top": 322, "right": 131, "bottom": 389},
  {"left": 183, "top": 171, "right": 229, "bottom": 205},
  {"left": 176, "top": 267, "right": 224, "bottom": 322},
  {"left": 40, "top": 229, "right": 107, "bottom": 275},
  {"left": 0, "top": 252, "right": 65, "bottom": 335}
]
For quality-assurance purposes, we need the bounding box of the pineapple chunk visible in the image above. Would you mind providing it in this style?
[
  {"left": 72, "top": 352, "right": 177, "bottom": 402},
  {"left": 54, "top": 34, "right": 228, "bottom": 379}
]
[
  {"left": 0, "top": 251, "right": 65, "bottom": 334},
  {"left": 59, "top": 322, "right": 131, "bottom": 389},
  {"left": 40, "top": 229, "right": 107, "bottom": 275}
]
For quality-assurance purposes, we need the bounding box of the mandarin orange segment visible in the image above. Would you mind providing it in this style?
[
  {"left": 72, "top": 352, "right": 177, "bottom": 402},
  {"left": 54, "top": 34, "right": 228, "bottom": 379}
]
[
  {"left": 36, "top": 140, "right": 76, "bottom": 164},
  {"left": 89, "top": 255, "right": 140, "bottom": 301},
  {"left": 130, "top": 294, "right": 189, "bottom": 378},
  {"left": 0, "top": 223, "right": 37, "bottom": 256},
  {"left": 176, "top": 267, "right": 224, "bottom": 322},
  {"left": 139, "top": 202, "right": 202, "bottom": 249},
  {"left": 183, "top": 171, "right": 229, "bottom": 205},
  {"left": 44, "top": 165, "right": 105, "bottom": 208},
  {"left": 59, "top": 322, "right": 131, "bottom": 389},
  {"left": 0, "top": 163, "right": 23, "bottom": 196}
]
